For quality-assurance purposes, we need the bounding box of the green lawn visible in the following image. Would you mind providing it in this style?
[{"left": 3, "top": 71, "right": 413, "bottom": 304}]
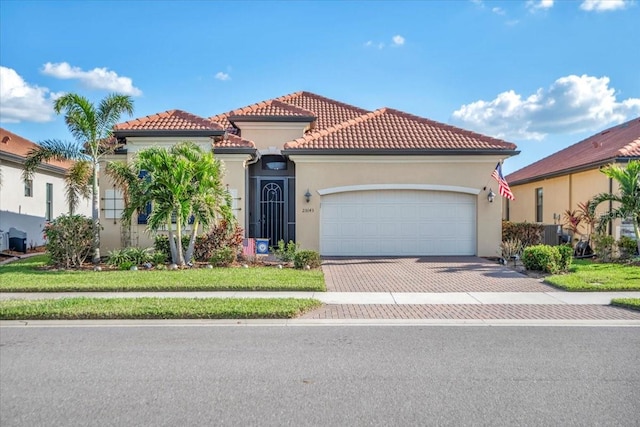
[
  {"left": 610, "top": 298, "right": 640, "bottom": 311},
  {"left": 545, "top": 259, "right": 640, "bottom": 291},
  {"left": 0, "top": 255, "right": 325, "bottom": 292},
  {"left": 0, "top": 297, "right": 322, "bottom": 320}
]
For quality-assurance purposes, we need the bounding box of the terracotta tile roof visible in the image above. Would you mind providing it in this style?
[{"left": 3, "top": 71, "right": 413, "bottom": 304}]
[
  {"left": 115, "top": 109, "right": 223, "bottom": 131},
  {"left": 275, "top": 91, "right": 370, "bottom": 130},
  {"left": 210, "top": 91, "right": 369, "bottom": 132},
  {"left": 214, "top": 133, "right": 256, "bottom": 149},
  {"left": 0, "top": 127, "right": 73, "bottom": 170},
  {"left": 114, "top": 109, "right": 255, "bottom": 149},
  {"left": 283, "top": 108, "right": 517, "bottom": 151},
  {"left": 506, "top": 117, "right": 640, "bottom": 184}
]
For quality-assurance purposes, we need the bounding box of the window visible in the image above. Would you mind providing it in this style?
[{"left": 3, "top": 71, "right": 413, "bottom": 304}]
[
  {"left": 104, "top": 189, "right": 124, "bottom": 220},
  {"left": 535, "top": 188, "right": 543, "bottom": 223},
  {"left": 505, "top": 199, "right": 510, "bottom": 221},
  {"left": 46, "top": 183, "right": 53, "bottom": 221},
  {"left": 24, "top": 180, "right": 33, "bottom": 197}
]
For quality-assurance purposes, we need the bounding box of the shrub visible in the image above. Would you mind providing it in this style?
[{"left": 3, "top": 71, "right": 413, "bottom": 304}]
[
  {"left": 44, "top": 214, "right": 94, "bottom": 268},
  {"left": 124, "top": 247, "right": 152, "bottom": 265},
  {"left": 294, "top": 250, "right": 321, "bottom": 269},
  {"left": 106, "top": 249, "right": 130, "bottom": 267},
  {"left": 617, "top": 236, "right": 639, "bottom": 259},
  {"left": 154, "top": 235, "right": 189, "bottom": 258},
  {"left": 556, "top": 244, "right": 573, "bottom": 271},
  {"left": 502, "top": 221, "right": 544, "bottom": 248},
  {"left": 522, "top": 244, "right": 561, "bottom": 274},
  {"left": 591, "top": 234, "right": 615, "bottom": 262},
  {"left": 209, "top": 247, "right": 236, "bottom": 267},
  {"left": 499, "top": 238, "right": 523, "bottom": 262},
  {"left": 150, "top": 250, "right": 168, "bottom": 265},
  {"left": 272, "top": 240, "right": 298, "bottom": 263},
  {"left": 118, "top": 260, "right": 134, "bottom": 271},
  {"left": 193, "top": 220, "right": 244, "bottom": 262}
]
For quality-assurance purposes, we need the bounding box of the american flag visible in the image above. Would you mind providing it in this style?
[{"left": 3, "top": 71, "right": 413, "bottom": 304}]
[
  {"left": 242, "top": 238, "right": 255, "bottom": 257},
  {"left": 491, "top": 162, "right": 515, "bottom": 200}
]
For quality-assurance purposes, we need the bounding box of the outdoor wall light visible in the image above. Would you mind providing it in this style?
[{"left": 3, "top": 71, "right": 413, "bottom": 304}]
[
  {"left": 487, "top": 188, "right": 496, "bottom": 203},
  {"left": 304, "top": 189, "right": 312, "bottom": 203}
]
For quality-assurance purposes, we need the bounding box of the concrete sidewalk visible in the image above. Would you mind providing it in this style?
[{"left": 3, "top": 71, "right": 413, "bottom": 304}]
[{"left": 1, "top": 291, "right": 638, "bottom": 305}]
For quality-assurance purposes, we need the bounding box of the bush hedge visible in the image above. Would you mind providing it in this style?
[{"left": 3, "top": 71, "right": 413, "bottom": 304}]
[
  {"left": 293, "top": 250, "right": 321, "bottom": 269},
  {"left": 502, "top": 221, "right": 544, "bottom": 248},
  {"left": 522, "top": 244, "right": 562, "bottom": 274}
]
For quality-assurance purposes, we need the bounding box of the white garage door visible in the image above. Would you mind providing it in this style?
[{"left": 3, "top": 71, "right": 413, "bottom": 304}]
[{"left": 320, "top": 190, "right": 476, "bottom": 256}]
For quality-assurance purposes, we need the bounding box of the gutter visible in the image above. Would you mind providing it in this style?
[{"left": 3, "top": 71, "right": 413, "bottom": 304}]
[
  {"left": 229, "top": 115, "right": 315, "bottom": 124},
  {"left": 282, "top": 148, "right": 520, "bottom": 156}
]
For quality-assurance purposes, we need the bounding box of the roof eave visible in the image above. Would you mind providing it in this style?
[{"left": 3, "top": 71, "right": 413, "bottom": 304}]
[
  {"left": 113, "top": 129, "right": 225, "bottom": 138},
  {"left": 0, "top": 151, "right": 68, "bottom": 174},
  {"left": 213, "top": 147, "right": 257, "bottom": 155},
  {"left": 229, "top": 115, "right": 315, "bottom": 124},
  {"left": 282, "top": 148, "right": 520, "bottom": 156},
  {"left": 509, "top": 156, "right": 639, "bottom": 186}
]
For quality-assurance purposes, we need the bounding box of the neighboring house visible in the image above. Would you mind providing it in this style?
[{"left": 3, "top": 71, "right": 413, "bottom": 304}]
[
  {"left": 505, "top": 117, "right": 640, "bottom": 240},
  {"left": 102, "top": 91, "right": 518, "bottom": 257},
  {"left": 0, "top": 128, "right": 91, "bottom": 251}
]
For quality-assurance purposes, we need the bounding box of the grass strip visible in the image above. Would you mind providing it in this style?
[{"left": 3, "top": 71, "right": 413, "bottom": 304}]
[
  {"left": 0, "top": 297, "right": 322, "bottom": 320},
  {"left": 544, "top": 260, "right": 640, "bottom": 291},
  {"left": 610, "top": 298, "right": 640, "bottom": 312},
  {"left": 0, "top": 255, "right": 325, "bottom": 292}
]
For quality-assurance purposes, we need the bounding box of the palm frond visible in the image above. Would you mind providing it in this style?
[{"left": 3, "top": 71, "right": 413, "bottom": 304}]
[{"left": 22, "top": 139, "right": 88, "bottom": 182}]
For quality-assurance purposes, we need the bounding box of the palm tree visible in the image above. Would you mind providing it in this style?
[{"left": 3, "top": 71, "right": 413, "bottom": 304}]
[
  {"left": 589, "top": 160, "right": 640, "bottom": 254},
  {"left": 107, "top": 142, "right": 232, "bottom": 265},
  {"left": 23, "top": 93, "right": 134, "bottom": 264}
]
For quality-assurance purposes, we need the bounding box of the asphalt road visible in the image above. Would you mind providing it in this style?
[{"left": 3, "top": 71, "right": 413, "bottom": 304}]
[{"left": 1, "top": 324, "right": 639, "bottom": 426}]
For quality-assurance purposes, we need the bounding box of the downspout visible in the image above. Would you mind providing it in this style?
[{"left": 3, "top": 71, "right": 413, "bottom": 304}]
[
  {"left": 244, "top": 153, "right": 261, "bottom": 238},
  {"left": 608, "top": 177, "right": 613, "bottom": 236}
]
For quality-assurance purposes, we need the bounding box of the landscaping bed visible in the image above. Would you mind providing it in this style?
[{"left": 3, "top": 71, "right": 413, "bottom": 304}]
[{"left": 0, "top": 255, "right": 326, "bottom": 292}]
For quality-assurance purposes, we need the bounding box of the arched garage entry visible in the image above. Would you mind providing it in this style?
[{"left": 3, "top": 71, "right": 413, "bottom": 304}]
[{"left": 319, "top": 185, "right": 478, "bottom": 256}]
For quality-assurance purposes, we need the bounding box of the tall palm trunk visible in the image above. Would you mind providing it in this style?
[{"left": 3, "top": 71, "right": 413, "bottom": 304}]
[{"left": 91, "top": 160, "right": 100, "bottom": 264}]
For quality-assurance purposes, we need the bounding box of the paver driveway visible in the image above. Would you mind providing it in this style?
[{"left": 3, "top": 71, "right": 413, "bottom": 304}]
[{"left": 322, "top": 256, "right": 556, "bottom": 293}]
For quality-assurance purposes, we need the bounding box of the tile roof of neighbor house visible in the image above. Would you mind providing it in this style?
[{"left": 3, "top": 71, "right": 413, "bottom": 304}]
[
  {"left": 506, "top": 117, "right": 640, "bottom": 184},
  {"left": 283, "top": 108, "right": 518, "bottom": 152},
  {"left": 210, "top": 91, "right": 370, "bottom": 132},
  {"left": 115, "top": 109, "right": 224, "bottom": 131},
  {"left": 0, "top": 127, "right": 73, "bottom": 171},
  {"left": 114, "top": 109, "right": 255, "bottom": 148}
]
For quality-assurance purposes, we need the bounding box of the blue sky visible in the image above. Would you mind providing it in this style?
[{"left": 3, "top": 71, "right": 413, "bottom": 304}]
[{"left": 1, "top": 0, "right": 638, "bottom": 174}]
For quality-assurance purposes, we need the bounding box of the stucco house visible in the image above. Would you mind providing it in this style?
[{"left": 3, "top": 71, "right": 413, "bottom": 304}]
[
  {"left": 0, "top": 128, "right": 91, "bottom": 251},
  {"left": 505, "top": 117, "right": 640, "bottom": 239},
  {"left": 102, "top": 91, "right": 518, "bottom": 257}
]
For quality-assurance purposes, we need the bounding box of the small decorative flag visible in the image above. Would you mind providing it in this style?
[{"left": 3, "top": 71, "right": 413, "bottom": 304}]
[
  {"left": 242, "top": 238, "right": 255, "bottom": 256},
  {"left": 491, "top": 162, "right": 515, "bottom": 200}
]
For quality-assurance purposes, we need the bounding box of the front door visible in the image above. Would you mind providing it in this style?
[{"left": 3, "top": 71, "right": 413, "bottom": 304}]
[
  {"left": 248, "top": 155, "right": 296, "bottom": 246},
  {"left": 259, "top": 179, "right": 286, "bottom": 245}
]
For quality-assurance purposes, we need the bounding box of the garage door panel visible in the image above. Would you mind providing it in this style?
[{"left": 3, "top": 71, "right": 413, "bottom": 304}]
[{"left": 320, "top": 190, "right": 476, "bottom": 256}]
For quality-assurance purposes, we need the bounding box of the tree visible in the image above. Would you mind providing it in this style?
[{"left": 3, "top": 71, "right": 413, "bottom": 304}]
[
  {"left": 589, "top": 160, "right": 640, "bottom": 254},
  {"left": 23, "top": 93, "right": 134, "bottom": 264},
  {"left": 107, "top": 142, "right": 233, "bottom": 265}
]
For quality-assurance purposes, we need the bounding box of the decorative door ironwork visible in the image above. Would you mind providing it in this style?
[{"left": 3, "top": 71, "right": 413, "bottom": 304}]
[{"left": 260, "top": 180, "right": 285, "bottom": 245}]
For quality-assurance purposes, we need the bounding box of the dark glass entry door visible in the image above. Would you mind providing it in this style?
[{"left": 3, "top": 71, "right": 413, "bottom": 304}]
[{"left": 259, "top": 179, "right": 285, "bottom": 245}]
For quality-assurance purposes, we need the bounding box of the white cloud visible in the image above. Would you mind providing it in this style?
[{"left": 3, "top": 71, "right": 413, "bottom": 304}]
[
  {"left": 364, "top": 40, "right": 373, "bottom": 47},
  {"left": 580, "top": 0, "right": 629, "bottom": 11},
  {"left": 41, "top": 62, "right": 142, "bottom": 96},
  {"left": 0, "top": 66, "right": 61, "bottom": 123},
  {"left": 492, "top": 7, "right": 506, "bottom": 15},
  {"left": 392, "top": 35, "right": 405, "bottom": 46},
  {"left": 451, "top": 74, "right": 640, "bottom": 141},
  {"left": 215, "top": 71, "right": 230, "bottom": 81},
  {"left": 526, "top": 0, "right": 554, "bottom": 12}
]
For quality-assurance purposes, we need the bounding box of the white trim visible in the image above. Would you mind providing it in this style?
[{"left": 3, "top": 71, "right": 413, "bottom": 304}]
[{"left": 317, "top": 184, "right": 481, "bottom": 196}]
